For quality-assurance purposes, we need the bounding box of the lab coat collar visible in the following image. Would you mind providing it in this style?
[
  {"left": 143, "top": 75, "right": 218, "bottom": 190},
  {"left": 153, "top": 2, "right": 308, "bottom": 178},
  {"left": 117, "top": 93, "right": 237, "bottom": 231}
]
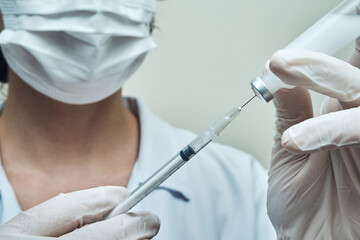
[
  {"left": 0, "top": 158, "right": 22, "bottom": 224},
  {"left": 124, "top": 97, "right": 191, "bottom": 202},
  {"left": 0, "top": 102, "right": 22, "bottom": 224}
]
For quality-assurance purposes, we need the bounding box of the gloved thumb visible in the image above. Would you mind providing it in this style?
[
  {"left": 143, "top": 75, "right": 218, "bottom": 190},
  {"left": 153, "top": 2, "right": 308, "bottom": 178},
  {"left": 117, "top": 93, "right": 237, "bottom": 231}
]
[{"left": 282, "top": 107, "right": 360, "bottom": 153}]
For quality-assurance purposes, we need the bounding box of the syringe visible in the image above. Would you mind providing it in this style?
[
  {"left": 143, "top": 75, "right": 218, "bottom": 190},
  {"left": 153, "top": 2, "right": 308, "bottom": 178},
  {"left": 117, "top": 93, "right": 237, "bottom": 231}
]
[
  {"left": 105, "top": 96, "right": 256, "bottom": 218},
  {"left": 251, "top": 0, "right": 360, "bottom": 102}
]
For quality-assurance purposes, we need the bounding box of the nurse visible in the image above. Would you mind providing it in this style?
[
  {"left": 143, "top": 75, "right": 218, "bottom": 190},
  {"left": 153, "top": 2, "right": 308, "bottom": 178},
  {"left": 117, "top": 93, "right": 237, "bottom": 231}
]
[{"left": 0, "top": 0, "right": 275, "bottom": 239}]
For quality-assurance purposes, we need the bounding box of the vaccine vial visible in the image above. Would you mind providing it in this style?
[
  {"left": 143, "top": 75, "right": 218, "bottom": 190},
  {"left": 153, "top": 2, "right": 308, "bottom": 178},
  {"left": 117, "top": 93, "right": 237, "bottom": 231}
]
[{"left": 251, "top": 0, "right": 360, "bottom": 102}]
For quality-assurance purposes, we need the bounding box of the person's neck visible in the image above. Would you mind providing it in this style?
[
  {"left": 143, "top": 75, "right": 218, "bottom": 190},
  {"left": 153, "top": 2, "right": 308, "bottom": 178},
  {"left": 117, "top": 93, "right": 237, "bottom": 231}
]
[{"left": 0, "top": 71, "right": 140, "bottom": 174}]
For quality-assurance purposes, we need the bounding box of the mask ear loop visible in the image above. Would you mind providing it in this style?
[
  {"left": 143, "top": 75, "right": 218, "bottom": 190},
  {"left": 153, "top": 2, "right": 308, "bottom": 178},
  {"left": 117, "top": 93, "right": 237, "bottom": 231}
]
[
  {"left": 0, "top": 11, "right": 7, "bottom": 83},
  {"left": 0, "top": 49, "right": 8, "bottom": 83}
]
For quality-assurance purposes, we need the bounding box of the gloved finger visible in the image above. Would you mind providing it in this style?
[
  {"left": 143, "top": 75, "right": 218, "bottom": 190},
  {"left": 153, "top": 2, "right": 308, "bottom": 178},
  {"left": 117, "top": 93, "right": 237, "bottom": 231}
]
[
  {"left": 269, "top": 87, "right": 313, "bottom": 171},
  {"left": 60, "top": 211, "right": 160, "bottom": 240},
  {"left": 269, "top": 49, "right": 360, "bottom": 109},
  {"left": 273, "top": 87, "right": 313, "bottom": 135},
  {"left": 282, "top": 107, "right": 360, "bottom": 153},
  {"left": 0, "top": 186, "right": 129, "bottom": 237}
]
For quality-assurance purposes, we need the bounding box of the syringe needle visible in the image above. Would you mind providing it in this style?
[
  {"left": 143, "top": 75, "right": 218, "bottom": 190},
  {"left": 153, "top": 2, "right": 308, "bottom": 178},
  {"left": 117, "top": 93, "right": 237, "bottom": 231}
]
[{"left": 240, "top": 95, "right": 256, "bottom": 109}]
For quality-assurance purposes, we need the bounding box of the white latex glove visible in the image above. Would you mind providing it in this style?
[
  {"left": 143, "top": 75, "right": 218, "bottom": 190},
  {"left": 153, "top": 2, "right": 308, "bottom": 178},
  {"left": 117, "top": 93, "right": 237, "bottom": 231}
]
[
  {"left": 267, "top": 44, "right": 360, "bottom": 239},
  {"left": 0, "top": 186, "right": 160, "bottom": 240}
]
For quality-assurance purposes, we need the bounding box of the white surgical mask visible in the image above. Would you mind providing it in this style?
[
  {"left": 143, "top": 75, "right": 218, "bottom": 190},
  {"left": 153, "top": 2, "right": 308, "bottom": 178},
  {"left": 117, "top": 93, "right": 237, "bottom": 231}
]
[{"left": 0, "top": 0, "right": 157, "bottom": 104}]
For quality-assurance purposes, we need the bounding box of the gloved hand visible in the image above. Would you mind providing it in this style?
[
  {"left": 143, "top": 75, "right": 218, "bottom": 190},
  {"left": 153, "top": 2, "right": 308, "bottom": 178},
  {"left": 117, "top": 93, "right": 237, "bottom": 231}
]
[
  {"left": 267, "top": 41, "right": 360, "bottom": 239},
  {"left": 0, "top": 186, "right": 160, "bottom": 240}
]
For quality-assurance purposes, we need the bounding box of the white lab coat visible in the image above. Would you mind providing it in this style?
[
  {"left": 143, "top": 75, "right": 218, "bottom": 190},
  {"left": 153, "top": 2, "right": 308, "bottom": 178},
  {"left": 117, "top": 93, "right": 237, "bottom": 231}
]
[{"left": 0, "top": 97, "right": 276, "bottom": 239}]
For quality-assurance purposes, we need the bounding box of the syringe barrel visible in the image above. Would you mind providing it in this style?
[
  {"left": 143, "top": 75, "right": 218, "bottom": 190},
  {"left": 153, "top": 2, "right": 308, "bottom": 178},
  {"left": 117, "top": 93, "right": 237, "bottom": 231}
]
[
  {"left": 251, "top": 0, "right": 360, "bottom": 102},
  {"left": 106, "top": 153, "right": 186, "bottom": 217}
]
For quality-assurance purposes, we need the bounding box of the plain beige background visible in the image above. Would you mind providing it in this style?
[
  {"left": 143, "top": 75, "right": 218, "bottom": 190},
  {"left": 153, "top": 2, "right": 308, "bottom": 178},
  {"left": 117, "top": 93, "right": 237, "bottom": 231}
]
[{"left": 124, "top": 0, "right": 354, "bottom": 168}]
